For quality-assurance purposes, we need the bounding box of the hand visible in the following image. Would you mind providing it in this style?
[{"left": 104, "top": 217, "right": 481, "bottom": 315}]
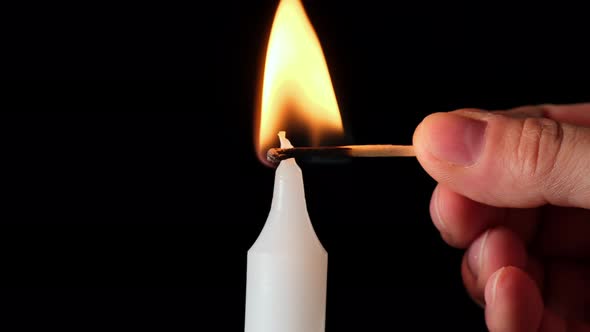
[{"left": 413, "top": 104, "right": 590, "bottom": 331}]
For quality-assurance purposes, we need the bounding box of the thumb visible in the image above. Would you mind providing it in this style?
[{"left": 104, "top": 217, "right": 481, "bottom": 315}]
[{"left": 413, "top": 109, "right": 590, "bottom": 209}]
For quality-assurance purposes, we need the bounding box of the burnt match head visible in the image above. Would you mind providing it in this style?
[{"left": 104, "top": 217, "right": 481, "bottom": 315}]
[
  {"left": 267, "top": 148, "right": 289, "bottom": 164},
  {"left": 266, "top": 146, "right": 353, "bottom": 164}
]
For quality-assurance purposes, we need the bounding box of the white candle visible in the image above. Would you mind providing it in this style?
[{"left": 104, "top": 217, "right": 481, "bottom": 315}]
[{"left": 245, "top": 131, "right": 328, "bottom": 332}]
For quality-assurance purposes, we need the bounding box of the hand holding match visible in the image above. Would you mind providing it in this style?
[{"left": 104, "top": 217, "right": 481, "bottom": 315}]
[{"left": 266, "top": 144, "right": 416, "bottom": 164}]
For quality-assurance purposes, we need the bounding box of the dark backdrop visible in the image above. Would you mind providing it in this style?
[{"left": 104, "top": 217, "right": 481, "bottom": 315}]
[{"left": 3, "top": 1, "right": 590, "bottom": 331}]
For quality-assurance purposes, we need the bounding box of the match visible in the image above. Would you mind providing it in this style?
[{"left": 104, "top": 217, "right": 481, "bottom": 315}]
[{"left": 267, "top": 144, "right": 416, "bottom": 164}]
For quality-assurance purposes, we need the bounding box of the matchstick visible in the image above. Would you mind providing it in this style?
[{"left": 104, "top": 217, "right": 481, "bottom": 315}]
[{"left": 267, "top": 145, "right": 416, "bottom": 164}]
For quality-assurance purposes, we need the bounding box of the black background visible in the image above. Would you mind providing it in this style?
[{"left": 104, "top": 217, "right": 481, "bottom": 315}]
[{"left": 3, "top": 1, "right": 590, "bottom": 331}]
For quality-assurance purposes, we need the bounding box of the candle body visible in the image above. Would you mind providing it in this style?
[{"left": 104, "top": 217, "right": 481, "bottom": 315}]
[{"left": 245, "top": 158, "right": 327, "bottom": 332}]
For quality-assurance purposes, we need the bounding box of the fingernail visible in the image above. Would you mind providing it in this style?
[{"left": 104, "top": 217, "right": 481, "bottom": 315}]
[
  {"left": 425, "top": 113, "right": 488, "bottom": 166},
  {"left": 430, "top": 186, "right": 449, "bottom": 234},
  {"left": 466, "top": 230, "right": 490, "bottom": 279},
  {"left": 487, "top": 267, "right": 506, "bottom": 306}
]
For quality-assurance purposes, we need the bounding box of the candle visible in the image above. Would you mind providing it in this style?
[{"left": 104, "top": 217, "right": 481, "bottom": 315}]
[
  {"left": 248, "top": 0, "right": 340, "bottom": 328},
  {"left": 245, "top": 131, "right": 328, "bottom": 332}
]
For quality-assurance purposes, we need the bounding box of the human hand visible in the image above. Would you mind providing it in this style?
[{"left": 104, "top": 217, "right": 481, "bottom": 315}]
[{"left": 413, "top": 104, "right": 590, "bottom": 331}]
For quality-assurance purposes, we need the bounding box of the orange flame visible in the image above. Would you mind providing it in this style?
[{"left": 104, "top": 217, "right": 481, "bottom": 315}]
[{"left": 255, "top": 0, "right": 344, "bottom": 165}]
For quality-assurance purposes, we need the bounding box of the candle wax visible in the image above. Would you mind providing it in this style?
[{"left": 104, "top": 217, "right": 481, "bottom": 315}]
[{"left": 245, "top": 132, "right": 328, "bottom": 332}]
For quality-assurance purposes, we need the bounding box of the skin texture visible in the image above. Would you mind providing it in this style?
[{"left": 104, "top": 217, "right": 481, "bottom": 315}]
[{"left": 413, "top": 104, "right": 590, "bottom": 332}]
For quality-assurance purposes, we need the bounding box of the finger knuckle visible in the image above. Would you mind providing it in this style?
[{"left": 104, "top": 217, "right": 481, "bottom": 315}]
[{"left": 512, "top": 117, "right": 564, "bottom": 181}]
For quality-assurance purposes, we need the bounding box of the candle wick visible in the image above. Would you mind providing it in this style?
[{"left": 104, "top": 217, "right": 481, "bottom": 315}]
[{"left": 278, "top": 131, "right": 294, "bottom": 149}]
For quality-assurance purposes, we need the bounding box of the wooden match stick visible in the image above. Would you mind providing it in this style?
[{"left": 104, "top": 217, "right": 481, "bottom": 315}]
[{"left": 267, "top": 144, "right": 416, "bottom": 163}]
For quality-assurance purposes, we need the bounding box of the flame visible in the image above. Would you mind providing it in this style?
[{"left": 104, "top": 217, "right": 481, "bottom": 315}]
[{"left": 256, "top": 0, "right": 344, "bottom": 165}]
